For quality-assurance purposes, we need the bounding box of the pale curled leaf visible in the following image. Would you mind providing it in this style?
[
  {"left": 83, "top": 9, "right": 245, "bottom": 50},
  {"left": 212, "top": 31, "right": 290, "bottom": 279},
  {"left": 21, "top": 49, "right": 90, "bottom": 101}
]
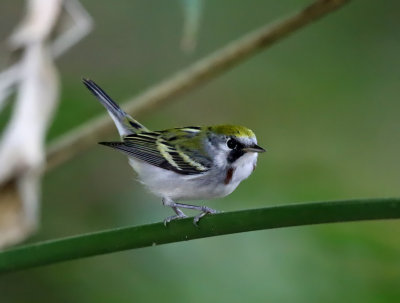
[
  {"left": 8, "top": 0, "right": 63, "bottom": 48},
  {"left": 50, "top": 0, "right": 93, "bottom": 58},
  {"left": 0, "top": 44, "right": 59, "bottom": 248},
  {"left": 0, "top": 0, "right": 93, "bottom": 248}
]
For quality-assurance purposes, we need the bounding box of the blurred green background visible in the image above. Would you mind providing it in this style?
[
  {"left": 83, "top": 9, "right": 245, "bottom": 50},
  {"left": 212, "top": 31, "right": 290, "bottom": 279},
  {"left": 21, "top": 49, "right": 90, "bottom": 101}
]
[{"left": 1, "top": 0, "right": 400, "bottom": 302}]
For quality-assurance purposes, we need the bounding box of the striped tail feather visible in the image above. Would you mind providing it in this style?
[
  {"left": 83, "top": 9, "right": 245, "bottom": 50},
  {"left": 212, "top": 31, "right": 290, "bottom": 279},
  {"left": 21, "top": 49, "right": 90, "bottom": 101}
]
[{"left": 82, "top": 78, "right": 148, "bottom": 137}]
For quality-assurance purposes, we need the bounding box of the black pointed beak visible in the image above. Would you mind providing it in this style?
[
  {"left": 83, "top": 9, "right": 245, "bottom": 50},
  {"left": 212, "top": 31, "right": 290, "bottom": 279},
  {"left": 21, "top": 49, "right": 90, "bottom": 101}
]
[{"left": 243, "top": 144, "right": 266, "bottom": 153}]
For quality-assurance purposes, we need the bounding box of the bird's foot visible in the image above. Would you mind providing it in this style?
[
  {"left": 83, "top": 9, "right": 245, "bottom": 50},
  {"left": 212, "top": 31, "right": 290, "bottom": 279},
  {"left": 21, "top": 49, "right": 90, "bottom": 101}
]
[
  {"left": 163, "top": 204, "right": 188, "bottom": 226},
  {"left": 163, "top": 213, "right": 188, "bottom": 226},
  {"left": 193, "top": 206, "right": 219, "bottom": 226},
  {"left": 162, "top": 198, "right": 219, "bottom": 227}
]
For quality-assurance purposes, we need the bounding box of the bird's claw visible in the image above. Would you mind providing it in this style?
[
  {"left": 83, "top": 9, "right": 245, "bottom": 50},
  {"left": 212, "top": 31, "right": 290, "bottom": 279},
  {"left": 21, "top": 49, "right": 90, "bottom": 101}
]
[
  {"left": 193, "top": 206, "right": 219, "bottom": 226},
  {"left": 163, "top": 213, "right": 188, "bottom": 226},
  {"left": 163, "top": 202, "right": 220, "bottom": 227}
]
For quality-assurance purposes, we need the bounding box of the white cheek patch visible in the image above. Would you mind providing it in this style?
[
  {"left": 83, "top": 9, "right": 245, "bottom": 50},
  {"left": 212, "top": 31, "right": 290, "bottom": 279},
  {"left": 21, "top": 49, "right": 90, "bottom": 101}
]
[
  {"left": 220, "top": 142, "right": 231, "bottom": 153},
  {"left": 209, "top": 142, "right": 231, "bottom": 168}
]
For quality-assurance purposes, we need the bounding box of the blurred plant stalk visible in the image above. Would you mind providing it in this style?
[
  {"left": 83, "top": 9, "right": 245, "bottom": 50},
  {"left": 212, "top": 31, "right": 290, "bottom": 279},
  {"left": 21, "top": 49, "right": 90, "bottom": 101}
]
[
  {"left": 180, "top": 0, "right": 203, "bottom": 53},
  {"left": 47, "top": 0, "right": 350, "bottom": 171}
]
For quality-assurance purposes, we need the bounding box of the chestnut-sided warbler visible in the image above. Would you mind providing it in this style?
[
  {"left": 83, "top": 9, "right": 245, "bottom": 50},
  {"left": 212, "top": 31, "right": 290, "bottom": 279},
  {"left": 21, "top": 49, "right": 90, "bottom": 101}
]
[{"left": 83, "top": 79, "right": 266, "bottom": 225}]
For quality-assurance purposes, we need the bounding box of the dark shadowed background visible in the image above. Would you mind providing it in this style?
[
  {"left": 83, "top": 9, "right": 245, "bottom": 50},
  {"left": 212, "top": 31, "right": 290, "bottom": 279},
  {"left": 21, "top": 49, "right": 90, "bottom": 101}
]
[{"left": 0, "top": 0, "right": 399, "bottom": 302}]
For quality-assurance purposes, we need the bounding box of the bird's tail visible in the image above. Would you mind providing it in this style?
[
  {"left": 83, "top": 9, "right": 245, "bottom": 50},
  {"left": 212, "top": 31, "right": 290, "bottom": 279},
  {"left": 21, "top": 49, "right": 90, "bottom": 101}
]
[{"left": 82, "top": 78, "right": 148, "bottom": 137}]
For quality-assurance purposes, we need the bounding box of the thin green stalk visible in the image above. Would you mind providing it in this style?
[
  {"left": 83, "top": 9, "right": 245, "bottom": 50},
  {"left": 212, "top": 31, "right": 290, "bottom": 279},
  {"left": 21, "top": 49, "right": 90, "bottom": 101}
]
[{"left": 0, "top": 197, "right": 399, "bottom": 274}]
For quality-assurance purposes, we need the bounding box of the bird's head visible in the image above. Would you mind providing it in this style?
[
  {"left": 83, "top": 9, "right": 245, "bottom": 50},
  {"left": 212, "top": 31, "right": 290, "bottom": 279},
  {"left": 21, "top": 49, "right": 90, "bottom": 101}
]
[{"left": 205, "top": 125, "right": 266, "bottom": 167}]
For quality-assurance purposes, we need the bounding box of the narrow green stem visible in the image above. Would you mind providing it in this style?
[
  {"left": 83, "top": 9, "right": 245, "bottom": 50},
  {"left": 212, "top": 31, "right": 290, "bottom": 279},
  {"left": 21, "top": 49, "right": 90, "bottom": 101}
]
[{"left": 0, "top": 197, "right": 399, "bottom": 274}]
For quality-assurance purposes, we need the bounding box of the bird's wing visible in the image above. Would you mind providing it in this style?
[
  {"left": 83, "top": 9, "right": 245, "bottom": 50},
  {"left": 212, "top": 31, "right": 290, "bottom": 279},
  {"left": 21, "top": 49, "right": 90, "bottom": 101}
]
[{"left": 100, "top": 130, "right": 212, "bottom": 175}]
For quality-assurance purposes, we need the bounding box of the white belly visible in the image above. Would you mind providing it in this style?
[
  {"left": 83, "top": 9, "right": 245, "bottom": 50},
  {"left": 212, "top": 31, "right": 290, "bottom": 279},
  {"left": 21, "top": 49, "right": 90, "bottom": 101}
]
[{"left": 128, "top": 152, "right": 257, "bottom": 201}]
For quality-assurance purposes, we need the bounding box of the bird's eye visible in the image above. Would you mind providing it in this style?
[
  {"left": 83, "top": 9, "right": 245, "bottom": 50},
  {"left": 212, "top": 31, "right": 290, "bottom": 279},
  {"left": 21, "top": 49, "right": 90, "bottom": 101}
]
[{"left": 227, "top": 139, "right": 237, "bottom": 149}]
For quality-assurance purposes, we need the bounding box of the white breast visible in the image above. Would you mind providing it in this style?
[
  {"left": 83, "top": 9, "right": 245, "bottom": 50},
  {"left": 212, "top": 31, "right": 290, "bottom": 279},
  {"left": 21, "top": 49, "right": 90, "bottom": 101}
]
[{"left": 128, "top": 152, "right": 258, "bottom": 202}]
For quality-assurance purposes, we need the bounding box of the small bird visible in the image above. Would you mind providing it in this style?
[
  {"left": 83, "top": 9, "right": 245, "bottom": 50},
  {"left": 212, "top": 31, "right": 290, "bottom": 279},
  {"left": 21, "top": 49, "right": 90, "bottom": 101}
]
[{"left": 83, "top": 79, "right": 266, "bottom": 225}]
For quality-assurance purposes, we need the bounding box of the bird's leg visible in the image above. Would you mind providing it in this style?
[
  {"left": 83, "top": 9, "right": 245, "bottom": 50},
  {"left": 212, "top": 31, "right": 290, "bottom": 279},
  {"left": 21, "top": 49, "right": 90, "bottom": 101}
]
[
  {"left": 162, "top": 198, "right": 219, "bottom": 226},
  {"left": 164, "top": 199, "right": 219, "bottom": 226},
  {"left": 162, "top": 198, "right": 188, "bottom": 226}
]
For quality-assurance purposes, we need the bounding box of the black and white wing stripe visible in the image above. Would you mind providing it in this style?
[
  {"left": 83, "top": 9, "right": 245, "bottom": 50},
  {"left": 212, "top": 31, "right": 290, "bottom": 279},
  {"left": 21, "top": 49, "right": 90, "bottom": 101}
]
[{"left": 99, "top": 132, "right": 211, "bottom": 175}]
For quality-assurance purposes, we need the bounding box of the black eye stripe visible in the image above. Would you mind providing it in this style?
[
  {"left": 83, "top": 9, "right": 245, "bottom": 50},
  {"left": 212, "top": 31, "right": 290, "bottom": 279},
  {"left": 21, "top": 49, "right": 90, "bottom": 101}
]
[{"left": 227, "top": 149, "right": 245, "bottom": 163}]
